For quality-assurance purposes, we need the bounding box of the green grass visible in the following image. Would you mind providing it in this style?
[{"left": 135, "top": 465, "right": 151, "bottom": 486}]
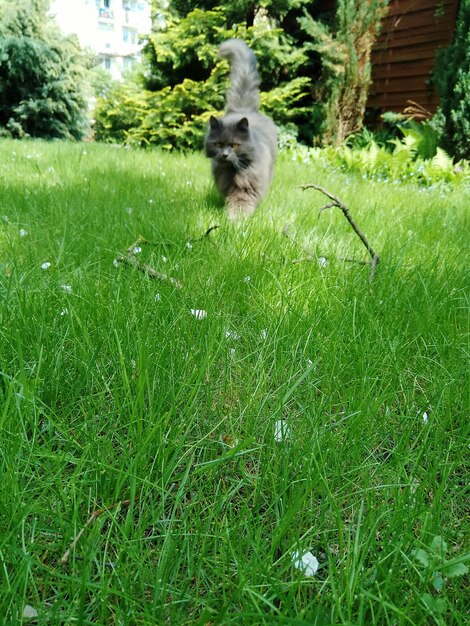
[{"left": 0, "top": 138, "right": 468, "bottom": 625}]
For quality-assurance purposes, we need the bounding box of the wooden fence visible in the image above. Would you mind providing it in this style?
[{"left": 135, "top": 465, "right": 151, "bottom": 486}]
[{"left": 368, "top": 0, "right": 460, "bottom": 115}]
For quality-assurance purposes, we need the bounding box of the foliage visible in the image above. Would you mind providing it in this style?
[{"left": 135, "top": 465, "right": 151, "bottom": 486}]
[
  {"left": 433, "top": 0, "right": 470, "bottom": 160},
  {"left": 299, "top": 0, "right": 388, "bottom": 146},
  {"left": 95, "top": 72, "right": 225, "bottom": 149},
  {"left": 381, "top": 112, "right": 440, "bottom": 160},
  {"left": 97, "top": 1, "right": 390, "bottom": 148},
  {"left": 284, "top": 126, "right": 469, "bottom": 187},
  {"left": 411, "top": 536, "right": 469, "bottom": 618},
  {"left": 0, "top": 0, "right": 88, "bottom": 140},
  {"left": 163, "top": 0, "right": 309, "bottom": 28},
  {"left": 95, "top": 6, "right": 310, "bottom": 149}
]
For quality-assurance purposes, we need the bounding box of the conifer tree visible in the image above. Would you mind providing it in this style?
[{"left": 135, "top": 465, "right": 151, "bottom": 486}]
[
  {"left": 300, "top": 0, "right": 388, "bottom": 145},
  {"left": 434, "top": 0, "right": 470, "bottom": 160},
  {"left": 0, "top": 0, "right": 88, "bottom": 140}
]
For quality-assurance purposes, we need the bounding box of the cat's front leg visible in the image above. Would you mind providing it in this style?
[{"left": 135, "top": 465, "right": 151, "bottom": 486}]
[{"left": 226, "top": 195, "right": 257, "bottom": 219}]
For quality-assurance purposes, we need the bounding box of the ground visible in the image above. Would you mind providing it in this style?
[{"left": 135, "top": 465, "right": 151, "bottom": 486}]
[{"left": 0, "top": 138, "right": 468, "bottom": 625}]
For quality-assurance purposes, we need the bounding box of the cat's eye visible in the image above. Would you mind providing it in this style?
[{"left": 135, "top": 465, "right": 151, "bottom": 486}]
[
  {"left": 215, "top": 142, "right": 223, "bottom": 148},
  {"left": 231, "top": 143, "right": 240, "bottom": 148}
]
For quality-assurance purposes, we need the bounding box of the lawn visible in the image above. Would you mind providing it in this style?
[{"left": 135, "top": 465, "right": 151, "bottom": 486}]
[{"left": 0, "top": 138, "right": 468, "bottom": 625}]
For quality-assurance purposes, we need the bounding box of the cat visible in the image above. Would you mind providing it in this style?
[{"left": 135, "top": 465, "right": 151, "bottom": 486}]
[{"left": 204, "top": 39, "right": 277, "bottom": 219}]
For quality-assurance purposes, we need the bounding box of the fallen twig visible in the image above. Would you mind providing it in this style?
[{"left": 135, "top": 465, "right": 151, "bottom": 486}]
[
  {"left": 115, "top": 254, "right": 182, "bottom": 289},
  {"left": 116, "top": 225, "right": 220, "bottom": 288},
  {"left": 292, "top": 255, "right": 369, "bottom": 265},
  {"left": 60, "top": 498, "right": 136, "bottom": 566},
  {"left": 126, "top": 234, "right": 149, "bottom": 254},
  {"left": 297, "top": 184, "right": 380, "bottom": 289},
  {"left": 202, "top": 224, "right": 220, "bottom": 238}
]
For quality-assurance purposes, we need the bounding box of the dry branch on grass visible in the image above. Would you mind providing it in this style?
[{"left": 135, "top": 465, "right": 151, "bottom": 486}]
[
  {"left": 297, "top": 183, "right": 380, "bottom": 288},
  {"left": 115, "top": 225, "right": 219, "bottom": 288},
  {"left": 115, "top": 253, "right": 183, "bottom": 288}
]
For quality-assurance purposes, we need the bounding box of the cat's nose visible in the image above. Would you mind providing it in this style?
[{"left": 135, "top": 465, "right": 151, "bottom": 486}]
[{"left": 222, "top": 151, "right": 229, "bottom": 158}]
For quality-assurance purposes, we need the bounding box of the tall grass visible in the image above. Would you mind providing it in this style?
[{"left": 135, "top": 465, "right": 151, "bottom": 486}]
[{"left": 0, "top": 138, "right": 468, "bottom": 625}]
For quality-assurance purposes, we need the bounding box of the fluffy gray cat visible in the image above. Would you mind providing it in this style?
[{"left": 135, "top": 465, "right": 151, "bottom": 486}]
[{"left": 205, "top": 39, "right": 277, "bottom": 219}]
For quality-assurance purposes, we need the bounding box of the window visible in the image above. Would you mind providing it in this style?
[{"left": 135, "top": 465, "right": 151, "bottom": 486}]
[
  {"left": 123, "top": 56, "right": 136, "bottom": 70},
  {"left": 98, "top": 22, "right": 114, "bottom": 32},
  {"left": 103, "top": 57, "right": 111, "bottom": 70},
  {"left": 122, "top": 27, "right": 138, "bottom": 45},
  {"left": 97, "top": 0, "right": 113, "bottom": 17}
]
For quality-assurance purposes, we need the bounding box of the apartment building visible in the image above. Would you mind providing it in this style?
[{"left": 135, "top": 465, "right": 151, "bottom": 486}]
[{"left": 50, "top": 0, "right": 152, "bottom": 79}]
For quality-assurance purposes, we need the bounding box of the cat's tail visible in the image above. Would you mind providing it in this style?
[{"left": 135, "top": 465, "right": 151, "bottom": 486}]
[{"left": 218, "top": 39, "right": 260, "bottom": 113}]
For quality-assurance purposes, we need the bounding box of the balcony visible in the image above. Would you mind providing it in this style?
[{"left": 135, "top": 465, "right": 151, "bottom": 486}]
[{"left": 98, "top": 8, "right": 114, "bottom": 19}]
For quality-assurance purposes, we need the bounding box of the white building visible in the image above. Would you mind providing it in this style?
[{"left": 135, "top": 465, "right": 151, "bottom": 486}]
[{"left": 50, "top": 0, "right": 152, "bottom": 80}]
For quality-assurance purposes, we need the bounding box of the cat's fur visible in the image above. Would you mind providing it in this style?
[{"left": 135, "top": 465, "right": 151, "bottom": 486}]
[{"left": 205, "top": 39, "right": 277, "bottom": 219}]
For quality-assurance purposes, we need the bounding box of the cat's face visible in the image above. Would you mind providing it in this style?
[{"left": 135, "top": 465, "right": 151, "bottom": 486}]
[{"left": 205, "top": 116, "right": 252, "bottom": 168}]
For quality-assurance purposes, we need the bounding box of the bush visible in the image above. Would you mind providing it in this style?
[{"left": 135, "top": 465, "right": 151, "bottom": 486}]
[
  {"left": 94, "top": 7, "right": 310, "bottom": 150},
  {"left": 434, "top": 0, "right": 470, "bottom": 160},
  {"left": 285, "top": 129, "right": 469, "bottom": 187},
  {"left": 0, "top": 0, "right": 88, "bottom": 140}
]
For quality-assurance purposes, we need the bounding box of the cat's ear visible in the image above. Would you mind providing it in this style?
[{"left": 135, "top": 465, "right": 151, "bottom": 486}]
[
  {"left": 209, "top": 116, "right": 221, "bottom": 130},
  {"left": 236, "top": 117, "right": 249, "bottom": 133}
]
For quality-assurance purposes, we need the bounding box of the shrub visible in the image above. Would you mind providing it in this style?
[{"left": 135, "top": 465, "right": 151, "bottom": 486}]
[
  {"left": 286, "top": 130, "right": 469, "bottom": 187},
  {"left": 0, "top": 0, "right": 88, "bottom": 140},
  {"left": 94, "top": 7, "right": 310, "bottom": 150},
  {"left": 434, "top": 0, "right": 470, "bottom": 161}
]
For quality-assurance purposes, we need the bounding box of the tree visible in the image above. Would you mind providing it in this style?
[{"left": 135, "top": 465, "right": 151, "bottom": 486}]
[
  {"left": 0, "top": 0, "right": 88, "bottom": 140},
  {"left": 299, "top": 0, "right": 389, "bottom": 146}
]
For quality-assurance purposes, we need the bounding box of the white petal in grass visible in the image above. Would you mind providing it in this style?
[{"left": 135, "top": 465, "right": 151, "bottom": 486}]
[
  {"left": 22, "top": 605, "right": 38, "bottom": 619},
  {"left": 261, "top": 328, "right": 267, "bottom": 340},
  {"left": 19, "top": 228, "right": 28, "bottom": 237},
  {"left": 60, "top": 307, "right": 69, "bottom": 316},
  {"left": 133, "top": 246, "right": 142, "bottom": 254},
  {"left": 274, "top": 419, "right": 291, "bottom": 442},
  {"left": 230, "top": 347, "right": 236, "bottom": 357},
  {"left": 60, "top": 284, "right": 72, "bottom": 294},
  {"left": 155, "top": 293, "right": 161, "bottom": 302},
  {"left": 113, "top": 258, "right": 120, "bottom": 268},
  {"left": 225, "top": 329, "right": 241, "bottom": 340},
  {"left": 125, "top": 206, "right": 133, "bottom": 214},
  {"left": 318, "top": 256, "right": 328, "bottom": 268},
  {"left": 243, "top": 275, "right": 251, "bottom": 282},
  {"left": 422, "top": 411, "right": 429, "bottom": 423},
  {"left": 185, "top": 241, "right": 193, "bottom": 250},
  {"left": 41, "top": 261, "right": 51, "bottom": 270},
  {"left": 161, "top": 256, "right": 168, "bottom": 263},
  {"left": 292, "top": 550, "right": 319, "bottom": 576},
  {"left": 190, "top": 309, "right": 207, "bottom": 320}
]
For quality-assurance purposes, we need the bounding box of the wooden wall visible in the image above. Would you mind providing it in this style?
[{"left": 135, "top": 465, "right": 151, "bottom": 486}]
[{"left": 368, "top": 0, "right": 460, "bottom": 114}]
